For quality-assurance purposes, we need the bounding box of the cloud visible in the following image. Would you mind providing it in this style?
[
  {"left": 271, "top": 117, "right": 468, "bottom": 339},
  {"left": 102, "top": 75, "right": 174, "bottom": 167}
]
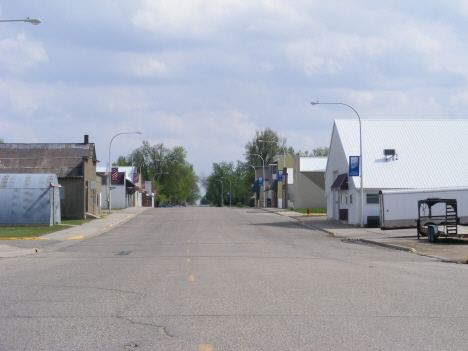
[{"left": 0, "top": 34, "right": 48, "bottom": 74}]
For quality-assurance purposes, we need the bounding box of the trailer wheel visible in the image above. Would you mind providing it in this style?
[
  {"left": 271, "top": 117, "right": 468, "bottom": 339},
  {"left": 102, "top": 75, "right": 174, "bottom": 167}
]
[{"left": 428, "top": 226, "right": 438, "bottom": 243}]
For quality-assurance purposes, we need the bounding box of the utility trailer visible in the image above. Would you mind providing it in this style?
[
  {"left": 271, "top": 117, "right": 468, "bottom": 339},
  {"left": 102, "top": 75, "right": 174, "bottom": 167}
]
[
  {"left": 416, "top": 198, "right": 466, "bottom": 243},
  {"left": 379, "top": 187, "right": 468, "bottom": 230}
]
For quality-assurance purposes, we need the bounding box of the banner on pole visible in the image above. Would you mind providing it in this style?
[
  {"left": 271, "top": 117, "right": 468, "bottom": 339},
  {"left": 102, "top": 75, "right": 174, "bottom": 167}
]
[
  {"left": 258, "top": 176, "right": 263, "bottom": 186},
  {"left": 111, "top": 167, "right": 118, "bottom": 182},
  {"left": 349, "top": 156, "right": 360, "bottom": 177},
  {"left": 133, "top": 173, "right": 139, "bottom": 183},
  {"left": 278, "top": 170, "right": 283, "bottom": 182}
]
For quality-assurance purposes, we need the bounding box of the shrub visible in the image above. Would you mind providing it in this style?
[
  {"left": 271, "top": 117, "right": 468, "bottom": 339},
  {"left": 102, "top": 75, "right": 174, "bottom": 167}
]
[{"left": 237, "top": 202, "right": 243, "bottom": 208}]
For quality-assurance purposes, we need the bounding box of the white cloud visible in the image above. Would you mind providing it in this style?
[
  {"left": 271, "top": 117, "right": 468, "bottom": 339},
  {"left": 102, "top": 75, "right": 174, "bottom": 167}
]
[{"left": 0, "top": 34, "right": 48, "bottom": 74}]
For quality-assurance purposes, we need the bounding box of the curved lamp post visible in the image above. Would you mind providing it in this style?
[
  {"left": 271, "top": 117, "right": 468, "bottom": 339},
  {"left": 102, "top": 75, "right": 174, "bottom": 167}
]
[
  {"left": 244, "top": 153, "right": 265, "bottom": 207},
  {"left": 311, "top": 102, "right": 363, "bottom": 227},
  {"left": 221, "top": 176, "right": 231, "bottom": 208},
  {"left": 108, "top": 131, "right": 142, "bottom": 213},
  {"left": 0, "top": 18, "right": 41, "bottom": 25},
  {"left": 215, "top": 179, "right": 223, "bottom": 207},
  {"left": 259, "top": 139, "right": 286, "bottom": 170},
  {"left": 239, "top": 162, "right": 260, "bottom": 207}
]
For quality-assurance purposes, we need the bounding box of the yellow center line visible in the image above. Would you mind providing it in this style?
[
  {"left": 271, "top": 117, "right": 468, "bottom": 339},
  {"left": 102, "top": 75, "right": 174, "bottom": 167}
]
[
  {"left": 186, "top": 249, "right": 190, "bottom": 253},
  {"left": 187, "top": 258, "right": 191, "bottom": 262},
  {"left": 199, "top": 345, "right": 212, "bottom": 351},
  {"left": 189, "top": 275, "right": 195, "bottom": 281}
]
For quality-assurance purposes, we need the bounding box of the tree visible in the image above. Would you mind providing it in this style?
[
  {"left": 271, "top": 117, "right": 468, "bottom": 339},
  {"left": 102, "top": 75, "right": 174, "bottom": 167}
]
[
  {"left": 0, "top": 138, "right": 4, "bottom": 144},
  {"left": 244, "top": 127, "right": 293, "bottom": 168},
  {"left": 296, "top": 146, "right": 329, "bottom": 156},
  {"left": 116, "top": 141, "right": 200, "bottom": 206}
]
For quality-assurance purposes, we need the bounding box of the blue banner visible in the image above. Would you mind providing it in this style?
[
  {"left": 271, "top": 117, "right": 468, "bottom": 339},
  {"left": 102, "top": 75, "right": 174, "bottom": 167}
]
[
  {"left": 258, "top": 176, "right": 263, "bottom": 186},
  {"left": 227, "top": 192, "right": 230, "bottom": 199},
  {"left": 251, "top": 183, "right": 254, "bottom": 192},
  {"left": 278, "top": 170, "right": 283, "bottom": 182},
  {"left": 349, "top": 156, "right": 360, "bottom": 177}
]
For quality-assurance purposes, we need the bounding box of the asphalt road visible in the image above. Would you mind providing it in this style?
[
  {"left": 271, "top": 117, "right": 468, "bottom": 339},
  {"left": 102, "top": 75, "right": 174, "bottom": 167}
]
[{"left": 1, "top": 206, "right": 468, "bottom": 350}]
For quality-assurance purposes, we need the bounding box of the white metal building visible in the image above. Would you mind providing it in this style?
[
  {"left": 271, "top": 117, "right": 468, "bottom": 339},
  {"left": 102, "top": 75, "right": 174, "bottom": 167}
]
[
  {"left": 326, "top": 120, "right": 468, "bottom": 226},
  {"left": 293, "top": 156, "right": 327, "bottom": 210}
]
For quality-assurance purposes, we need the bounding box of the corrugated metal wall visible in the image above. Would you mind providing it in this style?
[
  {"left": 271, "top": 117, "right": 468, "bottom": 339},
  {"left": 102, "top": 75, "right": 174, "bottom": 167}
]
[{"left": 0, "top": 174, "right": 61, "bottom": 226}]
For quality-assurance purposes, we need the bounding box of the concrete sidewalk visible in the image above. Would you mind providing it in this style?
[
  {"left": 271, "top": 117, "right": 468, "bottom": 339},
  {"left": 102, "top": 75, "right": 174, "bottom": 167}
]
[
  {"left": 264, "top": 208, "right": 468, "bottom": 264},
  {"left": 0, "top": 207, "right": 150, "bottom": 258}
]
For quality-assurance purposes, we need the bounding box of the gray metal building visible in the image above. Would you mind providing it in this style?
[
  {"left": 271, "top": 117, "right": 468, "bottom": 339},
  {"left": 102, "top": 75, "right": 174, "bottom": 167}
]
[{"left": 0, "top": 173, "right": 61, "bottom": 226}]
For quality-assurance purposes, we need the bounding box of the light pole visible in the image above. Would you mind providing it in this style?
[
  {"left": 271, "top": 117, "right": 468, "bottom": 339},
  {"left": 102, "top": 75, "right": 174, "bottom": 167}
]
[
  {"left": 239, "top": 162, "right": 259, "bottom": 206},
  {"left": 0, "top": 17, "right": 41, "bottom": 25},
  {"left": 259, "top": 139, "right": 286, "bottom": 208},
  {"left": 215, "top": 179, "right": 223, "bottom": 207},
  {"left": 108, "top": 131, "right": 142, "bottom": 214},
  {"left": 221, "top": 176, "right": 231, "bottom": 208},
  {"left": 259, "top": 139, "right": 286, "bottom": 170},
  {"left": 244, "top": 153, "right": 265, "bottom": 207},
  {"left": 311, "top": 102, "right": 364, "bottom": 227}
]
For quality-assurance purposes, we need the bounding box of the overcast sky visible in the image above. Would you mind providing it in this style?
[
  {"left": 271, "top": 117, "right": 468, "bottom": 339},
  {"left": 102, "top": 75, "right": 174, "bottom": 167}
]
[{"left": 2, "top": 1, "right": 468, "bottom": 185}]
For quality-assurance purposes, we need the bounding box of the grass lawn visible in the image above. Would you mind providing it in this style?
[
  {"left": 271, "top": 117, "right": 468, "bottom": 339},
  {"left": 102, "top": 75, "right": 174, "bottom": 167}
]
[
  {"left": 0, "top": 225, "right": 73, "bottom": 239},
  {"left": 296, "top": 208, "right": 327, "bottom": 214},
  {"left": 0, "top": 218, "right": 96, "bottom": 239}
]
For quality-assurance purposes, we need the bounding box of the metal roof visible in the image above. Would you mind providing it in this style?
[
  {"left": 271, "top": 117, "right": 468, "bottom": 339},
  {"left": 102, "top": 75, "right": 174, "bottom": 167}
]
[
  {"left": 300, "top": 157, "right": 327, "bottom": 172},
  {"left": 0, "top": 143, "right": 97, "bottom": 178},
  {"left": 0, "top": 173, "right": 58, "bottom": 189},
  {"left": 333, "top": 119, "right": 468, "bottom": 189}
]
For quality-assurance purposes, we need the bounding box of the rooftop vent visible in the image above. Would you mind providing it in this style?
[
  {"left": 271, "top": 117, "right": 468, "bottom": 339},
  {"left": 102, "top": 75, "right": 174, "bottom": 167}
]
[{"left": 384, "top": 149, "right": 398, "bottom": 161}]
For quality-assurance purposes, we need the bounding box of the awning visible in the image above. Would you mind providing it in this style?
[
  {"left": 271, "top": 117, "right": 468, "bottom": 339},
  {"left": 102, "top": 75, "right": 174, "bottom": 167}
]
[
  {"left": 331, "top": 173, "right": 348, "bottom": 190},
  {"left": 267, "top": 179, "right": 278, "bottom": 191}
]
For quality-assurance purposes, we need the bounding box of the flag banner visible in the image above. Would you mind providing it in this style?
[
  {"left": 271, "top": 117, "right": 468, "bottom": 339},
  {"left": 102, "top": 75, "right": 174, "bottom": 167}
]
[
  {"left": 154, "top": 190, "right": 157, "bottom": 196},
  {"left": 111, "top": 167, "right": 118, "bottom": 182},
  {"left": 258, "top": 176, "right": 263, "bottom": 186},
  {"left": 133, "top": 173, "right": 139, "bottom": 183},
  {"left": 349, "top": 156, "right": 360, "bottom": 177},
  {"left": 142, "top": 182, "right": 146, "bottom": 190},
  {"left": 278, "top": 170, "right": 283, "bottom": 182}
]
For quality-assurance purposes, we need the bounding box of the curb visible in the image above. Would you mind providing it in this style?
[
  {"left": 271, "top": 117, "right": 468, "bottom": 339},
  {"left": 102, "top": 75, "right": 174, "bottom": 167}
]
[
  {"left": 0, "top": 209, "right": 147, "bottom": 258},
  {"left": 263, "top": 208, "right": 468, "bottom": 264}
]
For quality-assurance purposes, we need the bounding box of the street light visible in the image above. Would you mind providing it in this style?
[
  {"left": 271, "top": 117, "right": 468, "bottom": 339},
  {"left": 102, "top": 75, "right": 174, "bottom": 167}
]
[
  {"left": 108, "top": 131, "right": 142, "bottom": 214},
  {"left": 244, "top": 153, "right": 265, "bottom": 208},
  {"left": 259, "top": 139, "right": 286, "bottom": 170},
  {"left": 239, "top": 162, "right": 260, "bottom": 207},
  {"left": 311, "top": 102, "right": 364, "bottom": 227},
  {"left": 259, "top": 139, "right": 286, "bottom": 209},
  {"left": 221, "top": 176, "right": 231, "bottom": 208},
  {"left": 215, "top": 179, "right": 223, "bottom": 207},
  {"left": 0, "top": 18, "right": 41, "bottom": 25}
]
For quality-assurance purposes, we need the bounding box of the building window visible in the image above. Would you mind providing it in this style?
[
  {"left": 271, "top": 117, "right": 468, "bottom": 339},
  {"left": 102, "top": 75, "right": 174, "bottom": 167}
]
[
  {"left": 350, "top": 194, "right": 353, "bottom": 204},
  {"left": 366, "top": 194, "right": 379, "bottom": 204}
]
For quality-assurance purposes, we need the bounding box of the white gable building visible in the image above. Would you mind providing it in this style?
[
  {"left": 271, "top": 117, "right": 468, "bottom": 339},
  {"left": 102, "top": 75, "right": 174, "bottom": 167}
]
[{"left": 326, "top": 120, "right": 468, "bottom": 226}]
